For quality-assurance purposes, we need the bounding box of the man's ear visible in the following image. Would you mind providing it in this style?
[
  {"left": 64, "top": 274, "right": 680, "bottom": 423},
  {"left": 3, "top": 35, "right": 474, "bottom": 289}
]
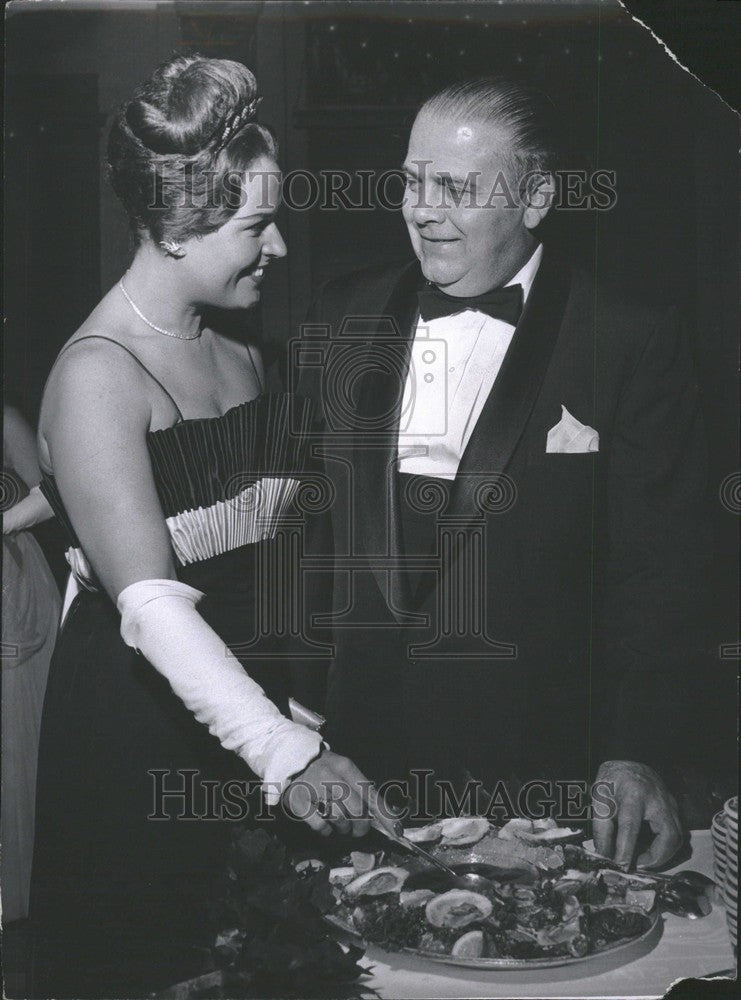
[{"left": 522, "top": 170, "right": 555, "bottom": 230}]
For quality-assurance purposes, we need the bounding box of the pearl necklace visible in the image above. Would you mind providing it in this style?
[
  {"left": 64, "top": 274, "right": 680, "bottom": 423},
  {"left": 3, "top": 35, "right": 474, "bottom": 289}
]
[{"left": 118, "top": 278, "right": 201, "bottom": 341}]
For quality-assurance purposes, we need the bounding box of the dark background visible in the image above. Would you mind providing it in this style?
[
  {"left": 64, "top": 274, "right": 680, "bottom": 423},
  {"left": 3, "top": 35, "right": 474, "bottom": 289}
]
[{"left": 4, "top": 0, "right": 738, "bottom": 778}]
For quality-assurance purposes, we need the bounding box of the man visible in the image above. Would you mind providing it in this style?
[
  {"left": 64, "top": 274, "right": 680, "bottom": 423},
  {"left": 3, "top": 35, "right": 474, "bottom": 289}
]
[{"left": 294, "top": 79, "right": 708, "bottom": 868}]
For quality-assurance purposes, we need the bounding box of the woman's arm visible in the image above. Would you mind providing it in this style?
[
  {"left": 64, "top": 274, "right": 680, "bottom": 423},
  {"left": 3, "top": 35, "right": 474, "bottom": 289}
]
[
  {"left": 2, "top": 406, "right": 55, "bottom": 533},
  {"left": 44, "top": 340, "right": 380, "bottom": 835},
  {"left": 44, "top": 342, "right": 176, "bottom": 595},
  {"left": 4, "top": 405, "right": 42, "bottom": 488},
  {"left": 2, "top": 487, "right": 55, "bottom": 534}
]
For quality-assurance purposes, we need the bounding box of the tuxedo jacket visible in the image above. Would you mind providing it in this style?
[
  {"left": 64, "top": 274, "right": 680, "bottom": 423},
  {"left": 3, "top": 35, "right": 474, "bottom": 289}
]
[{"left": 294, "top": 250, "right": 710, "bottom": 793}]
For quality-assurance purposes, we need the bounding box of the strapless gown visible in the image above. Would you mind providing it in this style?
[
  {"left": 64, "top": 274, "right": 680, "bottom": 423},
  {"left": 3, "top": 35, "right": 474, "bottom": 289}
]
[{"left": 29, "top": 393, "right": 320, "bottom": 998}]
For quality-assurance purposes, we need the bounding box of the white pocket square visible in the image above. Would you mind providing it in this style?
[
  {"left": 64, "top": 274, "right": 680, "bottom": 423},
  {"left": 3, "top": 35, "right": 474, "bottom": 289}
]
[{"left": 546, "top": 405, "right": 599, "bottom": 453}]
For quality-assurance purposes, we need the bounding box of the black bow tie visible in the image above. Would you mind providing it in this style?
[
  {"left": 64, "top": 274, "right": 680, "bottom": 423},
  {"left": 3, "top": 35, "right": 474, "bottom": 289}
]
[{"left": 417, "top": 283, "right": 524, "bottom": 326}]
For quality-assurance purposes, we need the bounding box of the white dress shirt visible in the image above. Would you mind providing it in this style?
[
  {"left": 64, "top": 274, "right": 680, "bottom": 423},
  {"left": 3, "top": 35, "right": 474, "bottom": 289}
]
[{"left": 397, "top": 244, "right": 543, "bottom": 480}]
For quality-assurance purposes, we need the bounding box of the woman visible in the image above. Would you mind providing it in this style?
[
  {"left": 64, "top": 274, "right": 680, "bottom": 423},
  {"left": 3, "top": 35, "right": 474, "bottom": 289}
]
[
  {"left": 29, "top": 55, "right": 379, "bottom": 998},
  {"left": 2, "top": 406, "right": 60, "bottom": 923}
]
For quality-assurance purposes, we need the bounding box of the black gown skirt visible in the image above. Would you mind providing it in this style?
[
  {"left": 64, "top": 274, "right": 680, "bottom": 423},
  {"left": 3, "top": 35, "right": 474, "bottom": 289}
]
[{"left": 29, "top": 394, "right": 317, "bottom": 998}]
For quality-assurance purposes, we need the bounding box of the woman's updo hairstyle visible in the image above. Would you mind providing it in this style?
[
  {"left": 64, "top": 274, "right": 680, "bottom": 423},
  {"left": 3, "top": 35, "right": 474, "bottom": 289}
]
[{"left": 107, "top": 54, "right": 278, "bottom": 247}]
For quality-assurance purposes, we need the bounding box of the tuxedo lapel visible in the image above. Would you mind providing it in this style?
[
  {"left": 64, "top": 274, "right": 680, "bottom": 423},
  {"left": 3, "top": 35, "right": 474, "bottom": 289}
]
[
  {"left": 447, "top": 252, "right": 572, "bottom": 524},
  {"left": 352, "top": 253, "right": 571, "bottom": 616},
  {"left": 411, "top": 253, "right": 571, "bottom": 613},
  {"left": 354, "top": 261, "right": 421, "bottom": 621}
]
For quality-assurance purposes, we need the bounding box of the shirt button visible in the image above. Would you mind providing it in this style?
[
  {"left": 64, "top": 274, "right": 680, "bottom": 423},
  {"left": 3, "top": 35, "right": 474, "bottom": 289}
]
[
  {"left": 424, "top": 373, "right": 434, "bottom": 383},
  {"left": 448, "top": 366, "right": 455, "bottom": 373}
]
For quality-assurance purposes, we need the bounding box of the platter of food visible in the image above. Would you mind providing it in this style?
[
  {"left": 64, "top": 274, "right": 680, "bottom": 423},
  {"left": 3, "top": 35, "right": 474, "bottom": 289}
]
[{"left": 314, "top": 817, "right": 712, "bottom": 971}]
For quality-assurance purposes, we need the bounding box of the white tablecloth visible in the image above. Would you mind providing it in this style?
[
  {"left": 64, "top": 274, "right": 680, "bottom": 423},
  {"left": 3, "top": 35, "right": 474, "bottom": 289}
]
[{"left": 354, "top": 831, "right": 736, "bottom": 998}]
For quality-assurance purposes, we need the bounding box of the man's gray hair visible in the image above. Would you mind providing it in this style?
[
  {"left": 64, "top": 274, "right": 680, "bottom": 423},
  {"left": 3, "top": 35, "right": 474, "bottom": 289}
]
[{"left": 419, "top": 77, "right": 560, "bottom": 179}]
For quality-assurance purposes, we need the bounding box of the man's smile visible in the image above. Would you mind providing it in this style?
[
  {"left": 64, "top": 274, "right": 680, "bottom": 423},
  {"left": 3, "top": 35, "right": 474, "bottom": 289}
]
[{"left": 419, "top": 235, "right": 461, "bottom": 248}]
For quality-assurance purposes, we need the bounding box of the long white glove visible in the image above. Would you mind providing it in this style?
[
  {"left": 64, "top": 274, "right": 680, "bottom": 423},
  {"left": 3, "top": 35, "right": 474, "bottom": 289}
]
[{"left": 117, "top": 578, "right": 324, "bottom": 805}]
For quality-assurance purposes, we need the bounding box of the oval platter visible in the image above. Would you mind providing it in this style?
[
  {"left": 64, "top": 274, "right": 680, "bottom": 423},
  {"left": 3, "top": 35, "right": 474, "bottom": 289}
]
[
  {"left": 326, "top": 907, "right": 661, "bottom": 971},
  {"left": 323, "top": 824, "right": 664, "bottom": 972}
]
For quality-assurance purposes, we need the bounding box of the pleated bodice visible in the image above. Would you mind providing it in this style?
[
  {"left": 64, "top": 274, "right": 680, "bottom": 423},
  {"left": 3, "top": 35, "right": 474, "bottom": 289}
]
[{"left": 40, "top": 392, "right": 315, "bottom": 601}]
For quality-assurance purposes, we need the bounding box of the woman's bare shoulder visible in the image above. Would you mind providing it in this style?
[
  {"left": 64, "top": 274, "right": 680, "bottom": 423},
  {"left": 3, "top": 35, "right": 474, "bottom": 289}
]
[
  {"left": 45, "top": 324, "right": 147, "bottom": 402},
  {"left": 47, "top": 285, "right": 147, "bottom": 387},
  {"left": 39, "top": 317, "right": 153, "bottom": 465}
]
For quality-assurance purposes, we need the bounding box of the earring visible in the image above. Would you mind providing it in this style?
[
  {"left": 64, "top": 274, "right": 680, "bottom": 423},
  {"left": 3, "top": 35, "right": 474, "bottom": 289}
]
[{"left": 159, "top": 239, "right": 185, "bottom": 258}]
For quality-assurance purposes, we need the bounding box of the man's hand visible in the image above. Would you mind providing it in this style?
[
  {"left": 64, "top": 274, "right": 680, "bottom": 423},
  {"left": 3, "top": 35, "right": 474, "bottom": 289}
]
[{"left": 592, "top": 760, "right": 683, "bottom": 869}]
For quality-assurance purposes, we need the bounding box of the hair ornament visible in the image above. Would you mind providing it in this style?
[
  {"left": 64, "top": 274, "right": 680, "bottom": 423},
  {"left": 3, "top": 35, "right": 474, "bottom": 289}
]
[{"left": 211, "top": 96, "right": 262, "bottom": 154}]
